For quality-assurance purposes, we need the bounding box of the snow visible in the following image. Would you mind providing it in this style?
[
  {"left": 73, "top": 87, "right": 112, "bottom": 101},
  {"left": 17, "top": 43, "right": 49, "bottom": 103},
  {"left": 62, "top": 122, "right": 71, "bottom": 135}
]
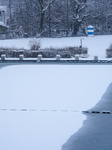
[
  {"left": 0, "top": 21, "right": 6, "bottom": 27},
  {"left": 0, "top": 35, "right": 112, "bottom": 150},
  {"left": 0, "top": 64, "right": 112, "bottom": 150},
  {"left": 0, "top": 35, "right": 112, "bottom": 59},
  {"left": 0, "top": 6, "right": 6, "bottom": 10},
  {"left": 62, "top": 83, "right": 112, "bottom": 150},
  {"left": 87, "top": 25, "right": 94, "bottom": 28}
]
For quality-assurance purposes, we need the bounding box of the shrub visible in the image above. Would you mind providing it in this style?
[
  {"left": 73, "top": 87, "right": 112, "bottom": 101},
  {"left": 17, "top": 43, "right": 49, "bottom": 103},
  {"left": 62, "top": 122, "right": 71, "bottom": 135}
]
[
  {"left": 43, "top": 46, "right": 88, "bottom": 57},
  {"left": 106, "top": 44, "right": 112, "bottom": 58},
  {"left": 68, "top": 46, "right": 88, "bottom": 55},
  {"left": 0, "top": 50, "right": 6, "bottom": 57},
  {"left": 24, "top": 50, "right": 31, "bottom": 58},
  {"left": 37, "top": 50, "right": 56, "bottom": 58},
  {"left": 29, "top": 38, "right": 41, "bottom": 50},
  {"left": 31, "top": 51, "right": 38, "bottom": 58},
  {"left": 106, "top": 49, "right": 112, "bottom": 58},
  {"left": 41, "top": 47, "right": 72, "bottom": 58},
  {"left": 0, "top": 45, "right": 88, "bottom": 58},
  {"left": 109, "top": 44, "right": 112, "bottom": 49},
  {"left": 58, "top": 51, "right": 71, "bottom": 58}
]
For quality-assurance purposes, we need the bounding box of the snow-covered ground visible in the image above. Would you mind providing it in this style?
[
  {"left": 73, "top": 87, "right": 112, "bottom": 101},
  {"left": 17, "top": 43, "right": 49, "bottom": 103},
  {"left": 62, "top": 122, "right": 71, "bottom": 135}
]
[
  {"left": 0, "top": 35, "right": 112, "bottom": 59},
  {"left": 0, "top": 64, "right": 112, "bottom": 150},
  {"left": 0, "top": 35, "right": 112, "bottom": 60},
  {"left": 0, "top": 35, "right": 112, "bottom": 150}
]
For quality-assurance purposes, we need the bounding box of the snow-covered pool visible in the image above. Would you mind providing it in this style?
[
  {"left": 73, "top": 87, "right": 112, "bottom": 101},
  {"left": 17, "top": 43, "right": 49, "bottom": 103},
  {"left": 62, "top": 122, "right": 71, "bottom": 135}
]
[{"left": 0, "top": 64, "right": 112, "bottom": 150}]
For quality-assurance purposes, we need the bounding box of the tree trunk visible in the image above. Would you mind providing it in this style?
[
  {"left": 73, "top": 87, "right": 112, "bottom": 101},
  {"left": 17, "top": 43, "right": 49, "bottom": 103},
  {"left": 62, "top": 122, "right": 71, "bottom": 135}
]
[
  {"left": 49, "top": 4, "right": 51, "bottom": 37},
  {"left": 73, "top": 21, "right": 81, "bottom": 36},
  {"left": 40, "top": 12, "right": 44, "bottom": 33},
  {"left": 66, "top": 0, "right": 69, "bottom": 36},
  {"left": 9, "top": 0, "right": 12, "bottom": 27}
]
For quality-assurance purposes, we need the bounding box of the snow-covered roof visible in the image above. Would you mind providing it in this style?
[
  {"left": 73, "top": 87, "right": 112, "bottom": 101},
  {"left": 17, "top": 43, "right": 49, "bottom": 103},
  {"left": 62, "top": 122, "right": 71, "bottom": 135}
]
[
  {"left": 88, "top": 25, "right": 94, "bottom": 28},
  {"left": 0, "top": 21, "right": 7, "bottom": 27},
  {"left": 0, "top": 6, "right": 6, "bottom": 11}
]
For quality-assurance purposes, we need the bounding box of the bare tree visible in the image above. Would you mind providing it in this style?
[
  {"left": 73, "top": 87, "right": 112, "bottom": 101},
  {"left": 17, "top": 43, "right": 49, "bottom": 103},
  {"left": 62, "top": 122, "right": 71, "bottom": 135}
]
[
  {"left": 37, "top": 0, "right": 56, "bottom": 33},
  {"left": 68, "top": 0, "right": 87, "bottom": 35}
]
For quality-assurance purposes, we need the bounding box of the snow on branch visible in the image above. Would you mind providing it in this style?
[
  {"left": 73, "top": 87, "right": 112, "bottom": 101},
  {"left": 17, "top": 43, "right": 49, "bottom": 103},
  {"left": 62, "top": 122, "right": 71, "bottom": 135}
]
[
  {"left": 43, "top": 0, "right": 55, "bottom": 13},
  {"left": 82, "top": 14, "right": 101, "bottom": 21},
  {"left": 75, "top": 0, "right": 80, "bottom": 5},
  {"left": 78, "top": 4, "right": 86, "bottom": 13},
  {"left": 105, "top": 1, "right": 112, "bottom": 8}
]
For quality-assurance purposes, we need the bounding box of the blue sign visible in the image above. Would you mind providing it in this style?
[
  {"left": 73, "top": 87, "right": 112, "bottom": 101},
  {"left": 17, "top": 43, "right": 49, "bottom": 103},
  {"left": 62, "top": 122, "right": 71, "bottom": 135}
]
[{"left": 87, "top": 25, "right": 94, "bottom": 36}]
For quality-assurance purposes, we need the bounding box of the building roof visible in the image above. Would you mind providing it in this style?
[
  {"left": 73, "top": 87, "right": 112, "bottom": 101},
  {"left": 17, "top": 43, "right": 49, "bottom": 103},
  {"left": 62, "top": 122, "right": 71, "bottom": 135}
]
[
  {"left": 0, "top": 21, "right": 7, "bottom": 28},
  {"left": 0, "top": 6, "right": 6, "bottom": 11}
]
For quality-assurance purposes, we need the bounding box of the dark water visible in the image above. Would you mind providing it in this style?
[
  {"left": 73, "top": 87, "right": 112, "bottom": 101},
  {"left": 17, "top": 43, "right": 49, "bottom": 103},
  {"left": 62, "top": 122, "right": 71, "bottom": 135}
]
[
  {"left": 0, "top": 63, "right": 10, "bottom": 69},
  {"left": 62, "top": 83, "right": 112, "bottom": 150}
]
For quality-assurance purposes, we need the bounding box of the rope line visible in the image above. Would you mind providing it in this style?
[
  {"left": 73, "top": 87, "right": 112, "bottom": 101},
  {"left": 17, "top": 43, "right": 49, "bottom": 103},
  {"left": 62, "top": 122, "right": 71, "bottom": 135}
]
[
  {"left": 0, "top": 109, "right": 111, "bottom": 114},
  {"left": 0, "top": 109, "right": 79, "bottom": 112}
]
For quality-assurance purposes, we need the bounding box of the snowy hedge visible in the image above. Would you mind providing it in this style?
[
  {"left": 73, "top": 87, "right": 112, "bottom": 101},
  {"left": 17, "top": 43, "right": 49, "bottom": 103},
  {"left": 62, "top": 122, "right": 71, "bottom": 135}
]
[
  {"left": 106, "top": 49, "right": 112, "bottom": 58},
  {"left": 0, "top": 46, "right": 88, "bottom": 58},
  {"left": 106, "top": 44, "right": 112, "bottom": 58}
]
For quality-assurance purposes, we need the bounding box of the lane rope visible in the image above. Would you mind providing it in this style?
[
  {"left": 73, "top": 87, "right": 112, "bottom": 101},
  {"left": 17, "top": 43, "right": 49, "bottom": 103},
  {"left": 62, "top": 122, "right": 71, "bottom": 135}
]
[
  {"left": 0, "top": 109, "right": 79, "bottom": 112},
  {"left": 0, "top": 109, "right": 111, "bottom": 114}
]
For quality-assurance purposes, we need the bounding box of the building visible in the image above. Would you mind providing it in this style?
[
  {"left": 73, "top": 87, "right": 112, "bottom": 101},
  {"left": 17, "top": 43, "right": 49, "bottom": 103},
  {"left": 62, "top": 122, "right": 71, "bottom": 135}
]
[
  {"left": 0, "top": 6, "right": 7, "bottom": 34},
  {"left": 0, "top": 6, "right": 6, "bottom": 24}
]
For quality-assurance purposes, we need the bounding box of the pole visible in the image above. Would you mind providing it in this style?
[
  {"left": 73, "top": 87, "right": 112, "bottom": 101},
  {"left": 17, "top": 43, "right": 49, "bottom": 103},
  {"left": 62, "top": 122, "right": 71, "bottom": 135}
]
[{"left": 80, "top": 38, "right": 84, "bottom": 54}]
